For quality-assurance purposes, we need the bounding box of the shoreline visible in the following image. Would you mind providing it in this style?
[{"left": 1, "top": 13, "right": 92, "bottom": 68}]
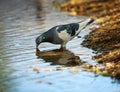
[{"left": 57, "top": 0, "right": 120, "bottom": 80}]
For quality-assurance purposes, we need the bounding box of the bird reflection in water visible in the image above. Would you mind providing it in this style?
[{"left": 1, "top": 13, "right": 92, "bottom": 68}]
[{"left": 36, "top": 48, "right": 83, "bottom": 66}]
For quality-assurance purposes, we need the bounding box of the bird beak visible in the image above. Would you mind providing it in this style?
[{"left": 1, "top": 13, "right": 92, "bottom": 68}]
[
  {"left": 36, "top": 36, "right": 42, "bottom": 48},
  {"left": 36, "top": 45, "right": 41, "bottom": 56},
  {"left": 36, "top": 43, "right": 41, "bottom": 48},
  {"left": 36, "top": 44, "right": 38, "bottom": 48}
]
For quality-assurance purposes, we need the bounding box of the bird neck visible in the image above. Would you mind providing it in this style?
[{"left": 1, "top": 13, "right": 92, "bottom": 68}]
[{"left": 42, "top": 32, "right": 53, "bottom": 43}]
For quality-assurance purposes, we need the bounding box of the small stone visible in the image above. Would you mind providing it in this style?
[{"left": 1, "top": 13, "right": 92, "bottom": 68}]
[{"left": 33, "top": 66, "right": 39, "bottom": 73}]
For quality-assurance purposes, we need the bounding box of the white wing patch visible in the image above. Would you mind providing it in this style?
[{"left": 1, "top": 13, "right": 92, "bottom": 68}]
[{"left": 58, "top": 30, "right": 72, "bottom": 42}]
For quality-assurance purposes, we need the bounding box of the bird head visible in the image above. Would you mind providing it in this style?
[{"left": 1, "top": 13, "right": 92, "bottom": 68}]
[{"left": 35, "top": 33, "right": 48, "bottom": 48}]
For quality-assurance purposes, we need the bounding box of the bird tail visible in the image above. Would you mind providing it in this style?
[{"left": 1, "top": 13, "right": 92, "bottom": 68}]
[
  {"left": 78, "top": 18, "right": 94, "bottom": 27},
  {"left": 78, "top": 18, "right": 93, "bottom": 31}
]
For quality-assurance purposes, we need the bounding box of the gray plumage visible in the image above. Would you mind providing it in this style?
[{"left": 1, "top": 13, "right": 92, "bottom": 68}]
[{"left": 36, "top": 18, "right": 93, "bottom": 50}]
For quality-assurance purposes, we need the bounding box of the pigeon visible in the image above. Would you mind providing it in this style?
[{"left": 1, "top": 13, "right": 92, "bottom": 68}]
[{"left": 36, "top": 18, "right": 93, "bottom": 50}]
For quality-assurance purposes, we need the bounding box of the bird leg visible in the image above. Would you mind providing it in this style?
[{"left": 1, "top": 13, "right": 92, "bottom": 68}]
[{"left": 60, "top": 44, "right": 66, "bottom": 51}]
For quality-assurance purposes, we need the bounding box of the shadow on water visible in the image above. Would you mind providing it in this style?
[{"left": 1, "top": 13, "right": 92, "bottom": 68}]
[{"left": 36, "top": 48, "right": 83, "bottom": 66}]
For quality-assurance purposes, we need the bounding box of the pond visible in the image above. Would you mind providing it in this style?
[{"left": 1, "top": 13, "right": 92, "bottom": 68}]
[{"left": 0, "top": 0, "right": 120, "bottom": 92}]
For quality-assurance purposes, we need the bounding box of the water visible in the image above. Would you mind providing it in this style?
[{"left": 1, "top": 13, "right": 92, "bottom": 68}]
[{"left": 0, "top": 0, "right": 120, "bottom": 92}]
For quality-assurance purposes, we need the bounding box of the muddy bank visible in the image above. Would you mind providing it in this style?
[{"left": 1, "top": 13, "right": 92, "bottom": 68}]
[{"left": 58, "top": 0, "right": 120, "bottom": 79}]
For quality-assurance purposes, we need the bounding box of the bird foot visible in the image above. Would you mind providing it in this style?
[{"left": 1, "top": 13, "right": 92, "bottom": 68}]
[
  {"left": 60, "top": 47, "right": 66, "bottom": 51},
  {"left": 77, "top": 36, "right": 81, "bottom": 38}
]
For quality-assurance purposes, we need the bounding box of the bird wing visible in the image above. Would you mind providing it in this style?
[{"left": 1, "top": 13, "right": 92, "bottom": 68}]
[
  {"left": 68, "top": 23, "right": 79, "bottom": 36},
  {"left": 56, "top": 23, "right": 79, "bottom": 37}
]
